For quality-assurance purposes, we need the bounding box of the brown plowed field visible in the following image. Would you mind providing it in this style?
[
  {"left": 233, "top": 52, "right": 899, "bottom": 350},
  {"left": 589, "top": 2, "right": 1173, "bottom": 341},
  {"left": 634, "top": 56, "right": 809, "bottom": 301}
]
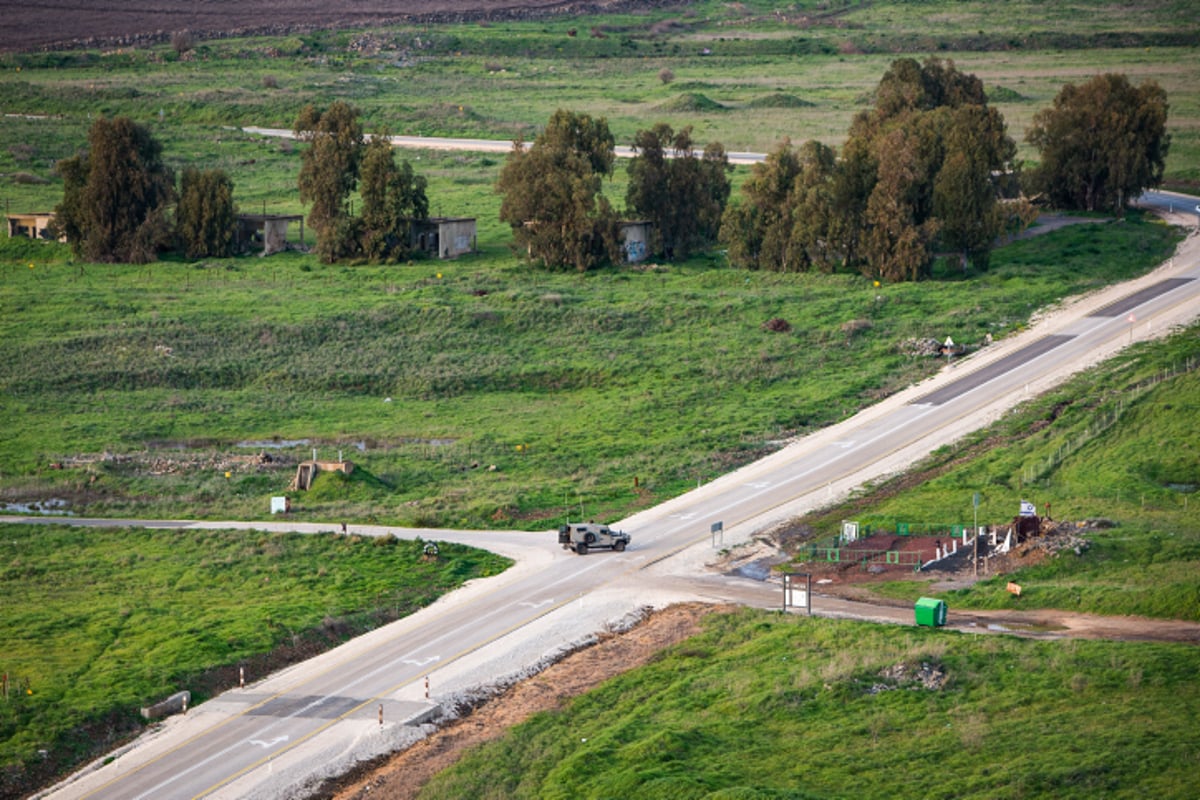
[{"left": 0, "top": 0, "right": 650, "bottom": 52}]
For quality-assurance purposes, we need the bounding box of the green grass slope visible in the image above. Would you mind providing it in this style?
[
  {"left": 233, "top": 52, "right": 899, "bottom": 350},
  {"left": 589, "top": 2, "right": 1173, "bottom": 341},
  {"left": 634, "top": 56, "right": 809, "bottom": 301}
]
[
  {"left": 0, "top": 524, "right": 510, "bottom": 794},
  {"left": 786, "top": 322, "right": 1200, "bottom": 620},
  {"left": 0, "top": 215, "right": 1181, "bottom": 527},
  {"left": 419, "top": 609, "right": 1199, "bottom": 800}
]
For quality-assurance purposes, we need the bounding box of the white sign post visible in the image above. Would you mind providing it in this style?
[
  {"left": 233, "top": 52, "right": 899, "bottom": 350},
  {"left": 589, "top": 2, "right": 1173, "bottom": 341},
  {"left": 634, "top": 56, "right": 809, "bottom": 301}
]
[{"left": 783, "top": 573, "right": 811, "bottom": 615}]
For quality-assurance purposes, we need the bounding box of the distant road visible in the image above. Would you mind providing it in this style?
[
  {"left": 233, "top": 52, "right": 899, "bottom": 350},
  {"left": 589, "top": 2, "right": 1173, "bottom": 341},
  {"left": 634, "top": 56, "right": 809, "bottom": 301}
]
[
  {"left": 1139, "top": 189, "right": 1200, "bottom": 222},
  {"left": 241, "top": 127, "right": 768, "bottom": 164}
]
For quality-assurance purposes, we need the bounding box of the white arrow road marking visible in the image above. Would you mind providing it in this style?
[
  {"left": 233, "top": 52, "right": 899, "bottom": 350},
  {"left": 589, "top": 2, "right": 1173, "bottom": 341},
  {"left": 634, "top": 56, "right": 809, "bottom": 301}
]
[
  {"left": 402, "top": 656, "right": 440, "bottom": 667},
  {"left": 248, "top": 736, "right": 289, "bottom": 748},
  {"left": 745, "top": 481, "right": 772, "bottom": 488},
  {"left": 519, "top": 598, "right": 555, "bottom": 609},
  {"left": 832, "top": 440, "right": 856, "bottom": 449},
  {"left": 670, "top": 513, "right": 697, "bottom": 520}
]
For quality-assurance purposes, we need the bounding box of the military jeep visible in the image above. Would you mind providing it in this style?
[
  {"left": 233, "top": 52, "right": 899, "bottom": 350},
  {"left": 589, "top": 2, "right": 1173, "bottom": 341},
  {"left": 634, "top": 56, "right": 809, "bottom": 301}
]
[{"left": 557, "top": 522, "right": 631, "bottom": 555}]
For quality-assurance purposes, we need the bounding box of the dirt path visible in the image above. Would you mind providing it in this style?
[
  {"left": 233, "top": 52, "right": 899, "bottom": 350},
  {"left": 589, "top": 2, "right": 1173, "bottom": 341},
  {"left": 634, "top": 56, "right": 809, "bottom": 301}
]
[{"left": 1007, "top": 212, "right": 1100, "bottom": 241}]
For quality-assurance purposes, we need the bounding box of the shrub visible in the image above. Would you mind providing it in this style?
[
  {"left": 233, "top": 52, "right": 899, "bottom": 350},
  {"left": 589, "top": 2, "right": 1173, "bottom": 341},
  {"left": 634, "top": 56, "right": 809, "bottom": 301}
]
[
  {"left": 171, "top": 30, "right": 196, "bottom": 56},
  {"left": 763, "top": 318, "right": 792, "bottom": 333},
  {"left": 175, "top": 167, "right": 237, "bottom": 258}
]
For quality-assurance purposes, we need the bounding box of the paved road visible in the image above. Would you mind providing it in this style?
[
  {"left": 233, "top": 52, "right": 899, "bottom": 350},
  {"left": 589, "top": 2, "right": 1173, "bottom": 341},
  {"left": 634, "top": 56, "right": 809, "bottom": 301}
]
[
  {"left": 1139, "top": 189, "right": 1200, "bottom": 222},
  {"left": 241, "top": 127, "right": 767, "bottom": 164},
  {"left": 31, "top": 197, "right": 1200, "bottom": 798}
]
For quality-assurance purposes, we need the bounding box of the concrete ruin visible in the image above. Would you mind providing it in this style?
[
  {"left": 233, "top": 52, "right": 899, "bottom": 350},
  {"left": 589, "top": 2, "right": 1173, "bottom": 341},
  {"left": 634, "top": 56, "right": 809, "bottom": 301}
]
[
  {"left": 235, "top": 213, "right": 305, "bottom": 255},
  {"left": 141, "top": 690, "right": 190, "bottom": 720},
  {"left": 412, "top": 217, "right": 476, "bottom": 259},
  {"left": 618, "top": 220, "right": 652, "bottom": 263},
  {"left": 6, "top": 212, "right": 64, "bottom": 241},
  {"left": 289, "top": 459, "right": 354, "bottom": 491}
]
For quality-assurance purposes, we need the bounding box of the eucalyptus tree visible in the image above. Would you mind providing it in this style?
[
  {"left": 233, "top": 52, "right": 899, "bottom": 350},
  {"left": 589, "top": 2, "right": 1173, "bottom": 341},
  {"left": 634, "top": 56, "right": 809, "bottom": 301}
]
[
  {"left": 54, "top": 115, "right": 175, "bottom": 263},
  {"left": 840, "top": 57, "right": 1017, "bottom": 279},
  {"left": 626, "top": 123, "right": 731, "bottom": 260},
  {"left": 719, "top": 139, "right": 803, "bottom": 271},
  {"left": 496, "top": 109, "right": 621, "bottom": 271},
  {"left": 359, "top": 135, "right": 429, "bottom": 262},
  {"left": 175, "top": 167, "right": 237, "bottom": 258},
  {"left": 295, "top": 101, "right": 364, "bottom": 262},
  {"left": 1027, "top": 73, "right": 1169, "bottom": 214}
]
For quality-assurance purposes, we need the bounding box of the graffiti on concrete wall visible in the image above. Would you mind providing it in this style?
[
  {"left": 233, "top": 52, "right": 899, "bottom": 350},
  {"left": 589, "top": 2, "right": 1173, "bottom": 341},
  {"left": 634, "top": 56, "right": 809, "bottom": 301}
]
[{"left": 624, "top": 239, "right": 647, "bottom": 263}]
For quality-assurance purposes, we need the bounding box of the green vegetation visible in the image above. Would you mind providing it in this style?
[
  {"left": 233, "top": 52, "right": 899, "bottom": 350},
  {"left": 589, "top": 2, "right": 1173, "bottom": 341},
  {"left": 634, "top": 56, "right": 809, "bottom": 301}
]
[
  {"left": 0, "top": 214, "right": 1180, "bottom": 527},
  {"left": 0, "top": 523, "right": 510, "bottom": 790},
  {"left": 789, "top": 322, "right": 1200, "bottom": 620},
  {"left": 627, "top": 122, "right": 731, "bottom": 260},
  {"left": 0, "top": 2, "right": 1196, "bottom": 795},
  {"left": 419, "top": 608, "right": 1200, "bottom": 799},
  {"left": 1028, "top": 73, "right": 1171, "bottom": 214},
  {"left": 175, "top": 166, "right": 237, "bottom": 258},
  {"left": 53, "top": 115, "right": 175, "bottom": 263},
  {"left": 497, "top": 109, "right": 621, "bottom": 271},
  {"left": 0, "top": 1, "right": 1197, "bottom": 201}
]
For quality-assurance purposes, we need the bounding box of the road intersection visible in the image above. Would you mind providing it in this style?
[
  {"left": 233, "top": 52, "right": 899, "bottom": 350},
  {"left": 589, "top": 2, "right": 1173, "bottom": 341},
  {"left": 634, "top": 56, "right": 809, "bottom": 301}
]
[{"left": 26, "top": 193, "right": 1200, "bottom": 799}]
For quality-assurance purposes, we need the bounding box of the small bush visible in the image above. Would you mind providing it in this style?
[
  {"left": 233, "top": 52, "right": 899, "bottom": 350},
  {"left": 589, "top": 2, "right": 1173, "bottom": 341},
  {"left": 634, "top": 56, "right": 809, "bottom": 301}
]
[
  {"left": 762, "top": 317, "right": 791, "bottom": 333},
  {"left": 261, "top": 74, "right": 279, "bottom": 89},
  {"left": 987, "top": 85, "right": 1027, "bottom": 103},
  {"left": 8, "top": 143, "right": 35, "bottom": 163},
  {"left": 658, "top": 67, "right": 675, "bottom": 85},
  {"left": 171, "top": 30, "right": 196, "bottom": 56}
]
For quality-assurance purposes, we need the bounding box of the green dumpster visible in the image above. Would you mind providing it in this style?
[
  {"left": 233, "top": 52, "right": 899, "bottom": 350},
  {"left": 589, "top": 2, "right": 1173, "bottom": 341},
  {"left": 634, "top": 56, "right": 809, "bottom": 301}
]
[{"left": 914, "top": 597, "right": 947, "bottom": 627}]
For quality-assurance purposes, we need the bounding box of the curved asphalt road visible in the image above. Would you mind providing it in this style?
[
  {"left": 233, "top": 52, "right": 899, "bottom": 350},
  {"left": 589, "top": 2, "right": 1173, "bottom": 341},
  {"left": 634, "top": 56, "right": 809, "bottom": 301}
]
[{"left": 26, "top": 192, "right": 1200, "bottom": 799}]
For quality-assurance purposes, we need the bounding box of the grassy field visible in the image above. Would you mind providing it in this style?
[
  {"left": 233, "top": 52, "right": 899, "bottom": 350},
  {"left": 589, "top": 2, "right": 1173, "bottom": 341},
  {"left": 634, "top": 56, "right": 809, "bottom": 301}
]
[
  {"left": 418, "top": 608, "right": 1200, "bottom": 799},
  {"left": 781, "top": 322, "right": 1200, "bottom": 620},
  {"left": 1, "top": 3, "right": 1198, "bottom": 795},
  {"left": 0, "top": 0, "right": 1197, "bottom": 209},
  {"left": 0, "top": 523, "right": 510, "bottom": 794},
  {"left": 0, "top": 214, "right": 1181, "bottom": 528}
]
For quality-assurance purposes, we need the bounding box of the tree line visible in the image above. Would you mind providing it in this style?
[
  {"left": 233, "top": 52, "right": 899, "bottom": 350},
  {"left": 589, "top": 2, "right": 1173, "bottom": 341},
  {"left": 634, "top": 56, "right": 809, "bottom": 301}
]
[
  {"left": 51, "top": 61, "right": 1169, "bottom": 278},
  {"left": 52, "top": 101, "right": 430, "bottom": 265},
  {"left": 497, "top": 59, "right": 1170, "bottom": 279}
]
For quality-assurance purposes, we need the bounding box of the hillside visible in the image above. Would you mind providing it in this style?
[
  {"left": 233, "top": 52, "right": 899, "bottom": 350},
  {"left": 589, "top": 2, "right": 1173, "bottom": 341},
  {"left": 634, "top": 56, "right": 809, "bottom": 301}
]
[{"left": 328, "top": 321, "right": 1200, "bottom": 799}]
